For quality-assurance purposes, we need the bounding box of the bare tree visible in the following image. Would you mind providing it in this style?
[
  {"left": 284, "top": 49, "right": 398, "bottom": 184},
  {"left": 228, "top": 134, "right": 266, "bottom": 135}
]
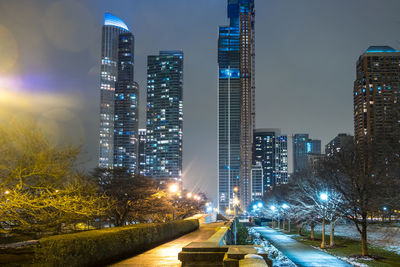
[
  {"left": 288, "top": 171, "right": 345, "bottom": 247},
  {"left": 318, "top": 140, "right": 400, "bottom": 256}
]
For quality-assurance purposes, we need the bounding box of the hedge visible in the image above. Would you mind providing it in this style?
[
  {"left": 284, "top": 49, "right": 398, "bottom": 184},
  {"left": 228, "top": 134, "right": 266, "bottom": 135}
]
[{"left": 34, "top": 219, "right": 199, "bottom": 267}]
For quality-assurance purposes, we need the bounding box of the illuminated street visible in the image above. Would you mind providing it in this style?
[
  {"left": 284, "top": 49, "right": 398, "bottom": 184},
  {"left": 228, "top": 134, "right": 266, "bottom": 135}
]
[
  {"left": 110, "top": 222, "right": 224, "bottom": 267},
  {"left": 254, "top": 227, "right": 353, "bottom": 267}
]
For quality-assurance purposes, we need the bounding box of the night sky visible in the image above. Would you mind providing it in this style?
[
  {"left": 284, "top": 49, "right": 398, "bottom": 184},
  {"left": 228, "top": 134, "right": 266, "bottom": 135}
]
[{"left": 0, "top": 0, "right": 399, "bottom": 202}]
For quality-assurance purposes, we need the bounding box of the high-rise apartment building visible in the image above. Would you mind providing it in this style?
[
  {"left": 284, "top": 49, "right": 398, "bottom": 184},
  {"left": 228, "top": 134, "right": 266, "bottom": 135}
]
[
  {"left": 146, "top": 51, "right": 183, "bottom": 183},
  {"left": 325, "top": 133, "right": 353, "bottom": 157},
  {"left": 293, "top": 134, "right": 321, "bottom": 173},
  {"left": 217, "top": 0, "right": 255, "bottom": 212},
  {"left": 138, "top": 129, "right": 147, "bottom": 176},
  {"left": 99, "top": 13, "right": 138, "bottom": 173},
  {"left": 253, "top": 129, "right": 288, "bottom": 192},
  {"left": 354, "top": 46, "right": 400, "bottom": 151},
  {"left": 251, "top": 165, "right": 263, "bottom": 202}
]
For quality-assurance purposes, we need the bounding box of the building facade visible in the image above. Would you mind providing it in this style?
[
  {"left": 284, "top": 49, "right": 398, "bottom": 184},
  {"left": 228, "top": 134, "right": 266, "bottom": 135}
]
[
  {"left": 354, "top": 46, "right": 400, "bottom": 151},
  {"left": 253, "top": 129, "right": 288, "bottom": 192},
  {"left": 293, "top": 134, "right": 321, "bottom": 173},
  {"left": 218, "top": 0, "right": 255, "bottom": 212},
  {"left": 138, "top": 129, "right": 147, "bottom": 176},
  {"left": 99, "top": 13, "right": 138, "bottom": 173},
  {"left": 251, "top": 165, "right": 263, "bottom": 202},
  {"left": 325, "top": 133, "right": 353, "bottom": 157},
  {"left": 146, "top": 51, "right": 184, "bottom": 183}
]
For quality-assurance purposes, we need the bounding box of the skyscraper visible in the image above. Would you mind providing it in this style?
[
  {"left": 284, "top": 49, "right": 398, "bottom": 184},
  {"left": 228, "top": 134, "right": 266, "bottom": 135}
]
[
  {"left": 293, "top": 134, "right": 321, "bottom": 173},
  {"left": 251, "top": 165, "right": 263, "bottom": 202},
  {"left": 354, "top": 46, "right": 400, "bottom": 151},
  {"left": 146, "top": 51, "right": 183, "bottom": 183},
  {"left": 253, "top": 129, "right": 288, "bottom": 192},
  {"left": 218, "top": 0, "right": 255, "bottom": 212},
  {"left": 99, "top": 13, "right": 138, "bottom": 173},
  {"left": 325, "top": 133, "right": 353, "bottom": 157},
  {"left": 138, "top": 129, "right": 147, "bottom": 176}
]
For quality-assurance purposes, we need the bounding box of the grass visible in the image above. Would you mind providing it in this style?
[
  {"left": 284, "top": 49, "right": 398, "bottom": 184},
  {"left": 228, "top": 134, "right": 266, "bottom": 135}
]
[
  {"left": 284, "top": 227, "right": 400, "bottom": 267},
  {"left": 0, "top": 234, "right": 35, "bottom": 266}
]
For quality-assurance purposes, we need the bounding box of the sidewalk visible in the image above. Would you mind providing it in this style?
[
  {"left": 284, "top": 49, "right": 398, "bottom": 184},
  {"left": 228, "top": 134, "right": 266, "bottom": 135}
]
[
  {"left": 254, "top": 227, "right": 353, "bottom": 267},
  {"left": 110, "top": 222, "right": 225, "bottom": 267}
]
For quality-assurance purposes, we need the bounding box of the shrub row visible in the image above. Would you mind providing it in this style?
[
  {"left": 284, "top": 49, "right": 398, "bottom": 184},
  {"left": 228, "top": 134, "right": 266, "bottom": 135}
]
[{"left": 34, "top": 219, "right": 199, "bottom": 267}]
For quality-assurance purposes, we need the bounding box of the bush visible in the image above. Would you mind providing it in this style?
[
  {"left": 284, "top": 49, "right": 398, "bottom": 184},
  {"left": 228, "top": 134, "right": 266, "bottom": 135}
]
[
  {"left": 236, "top": 222, "right": 249, "bottom": 245},
  {"left": 34, "top": 219, "right": 199, "bottom": 267}
]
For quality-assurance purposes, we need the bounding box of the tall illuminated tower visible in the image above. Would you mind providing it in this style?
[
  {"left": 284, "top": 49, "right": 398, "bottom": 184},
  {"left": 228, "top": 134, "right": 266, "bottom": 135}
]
[
  {"left": 146, "top": 51, "right": 184, "bottom": 183},
  {"left": 99, "top": 13, "right": 139, "bottom": 173},
  {"left": 218, "top": 0, "right": 255, "bottom": 212},
  {"left": 354, "top": 46, "right": 400, "bottom": 153}
]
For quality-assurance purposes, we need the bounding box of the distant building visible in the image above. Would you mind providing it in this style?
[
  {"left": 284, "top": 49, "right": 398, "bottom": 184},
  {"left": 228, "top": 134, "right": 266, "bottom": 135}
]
[
  {"left": 326, "top": 133, "right": 353, "bottom": 157},
  {"left": 146, "top": 51, "right": 183, "bottom": 183},
  {"left": 293, "top": 134, "right": 321, "bottom": 172},
  {"left": 253, "top": 129, "right": 288, "bottom": 191},
  {"left": 354, "top": 46, "right": 400, "bottom": 152},
  {"left": 217, "top": 0, "right": 256, "bottom": 212},
  {"left": 251, "top": 165, "right": 263, "bottom": 202},
  {"left": 138, "top": 129, "right": 146, "bottom": 175},
  {"left": 99, "top": 13, "right": 138, "bottom": 173},
  {"left": 307, "top": 153, "right": 325, "bottom": 173}
]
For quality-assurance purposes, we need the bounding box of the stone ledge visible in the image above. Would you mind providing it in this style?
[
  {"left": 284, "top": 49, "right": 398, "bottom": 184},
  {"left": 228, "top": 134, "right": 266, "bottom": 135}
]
[{"left": 239, "top": 258, "right": 268, "bottom": 267}]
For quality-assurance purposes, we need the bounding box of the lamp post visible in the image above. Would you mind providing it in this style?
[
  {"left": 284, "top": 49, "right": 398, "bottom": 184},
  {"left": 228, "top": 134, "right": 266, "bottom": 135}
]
[
  {"left": 282, "top": 204, "right": 289, "bottom": 232},
  {"left": 320, "top": 192, "right": 328, "bottom": 249},
  {"left": 232, "top": 198, "right": 240, "bottom": 244},
  {"left": 270, "top": 205, "right": 277, "bottom": 228}
]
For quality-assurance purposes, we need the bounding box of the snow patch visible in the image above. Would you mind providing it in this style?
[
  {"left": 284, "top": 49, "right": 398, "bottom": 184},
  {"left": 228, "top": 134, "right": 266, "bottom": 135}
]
[{"left": 249, "top": 228, "right": 297, "bottom": 267}]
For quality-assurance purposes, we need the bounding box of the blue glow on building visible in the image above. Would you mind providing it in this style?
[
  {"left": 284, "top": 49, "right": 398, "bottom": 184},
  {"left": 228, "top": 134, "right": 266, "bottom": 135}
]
[
  {"left": 219, "top": 68, "right": 240, "bottom": 78},
  {"left": 307, "top": 142, "right": 312, "bottom": 153},
  {"left": 366, "top": 46, "right": 398, "bottom": 53},
  {"left": 104, "top": 13, "right": 129, "bottom": 31}
]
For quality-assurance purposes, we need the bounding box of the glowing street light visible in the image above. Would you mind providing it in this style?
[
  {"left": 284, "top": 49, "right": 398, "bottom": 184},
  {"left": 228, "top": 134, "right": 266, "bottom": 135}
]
[
  {"left": 282, "top": 203, "right": 289, "bottom": 209},
  {"left": 270, "top": 205, "right": 276, "bottom": 211},
  {"left": 320, "top": 193, "right": 328, "bottom": 201},
  {"left": 169, "top": 184, "right": 179, "bottom": 194},
  {"left": 252, "top": 205, "right": 258, "bottom": 210},
  {"left": 186, "top": 192, "right": 192, "bottom": 198},
  {"left": 226, "top": 208, "right": 232, "bottom": 214},
  {"left": 257, "top": 202, "right": 263, "bottom": 208},
  {"left": 4, "top": 190, "right": 10, "bottom": 195},
  {"left": 233, "top": 198, "right": 240, "bottom": 206},
  {"left": 233, "top": 187, "right": 239, "bottom": 193}
]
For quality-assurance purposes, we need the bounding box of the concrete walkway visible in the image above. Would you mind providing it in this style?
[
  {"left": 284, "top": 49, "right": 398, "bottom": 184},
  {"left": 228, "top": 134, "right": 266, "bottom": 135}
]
[
  {"left": 254, "top": 227, "right": 353, "bottom": 267},
  {"left": 110, "top": 222, "right": 225, "bottom": 267}
]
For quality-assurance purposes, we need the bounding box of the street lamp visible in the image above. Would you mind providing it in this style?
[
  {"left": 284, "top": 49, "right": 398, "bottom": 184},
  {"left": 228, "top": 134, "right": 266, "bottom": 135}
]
[
  {"left": 282, "top": 203, "right": 289, "bottom": 232},
  {"left": 320, "top": 192, "right": 328, "bottom": 201},
  {"left": 186, "top": 192, "right": 192, "bottom": 198},
  {"left": 233, "top": 198, "right": 240, "bottom": 216},
  {"left": 320, "top": 192, "right": 329, "bottom": 249},
  {"left": 4, "top": 190, "right": 10, "bottom": 195},
  {"left": 169, "top": 184, "right": 179, "bottom": 194},
  {"left": 270, "top": 205, "right": 278, "bottom": 228}
]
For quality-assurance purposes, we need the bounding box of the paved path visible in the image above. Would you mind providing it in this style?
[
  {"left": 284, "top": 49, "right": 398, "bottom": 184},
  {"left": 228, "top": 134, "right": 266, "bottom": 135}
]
[
  {"left": 254, "top": 227, "right": 353, "bottom": 267},
  {"left": 110, "top": 222, "right": 224, "bottom": 267}
]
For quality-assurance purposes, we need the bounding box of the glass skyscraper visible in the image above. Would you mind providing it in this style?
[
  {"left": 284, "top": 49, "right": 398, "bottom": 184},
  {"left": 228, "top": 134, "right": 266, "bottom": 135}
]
[
  {"left": 99, "top": 13, "right": 138, "bottom": 173},
  {"left": 146, "top": 51, "right": 183, "bottom": 183},
  {"left": 218, "top": 0, "right": 255, "bottom": 212},
  {"left": 253, "top": 129, "right": 288, "bottom": 192},
  {"left": 293, "top": 134, "right": 321, "bottom": 173}
]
